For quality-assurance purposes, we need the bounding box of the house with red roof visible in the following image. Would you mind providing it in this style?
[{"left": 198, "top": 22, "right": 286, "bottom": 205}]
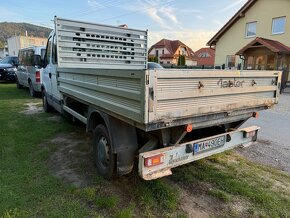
[
  {"left": 207, "top": 0, "right": 290, "bottom": 82},
  {"left": 148, "top": 39, "right": 197, "bottom": 66},
  {"left": 195, "top": 47, "right": 215, "bottom": 68}
]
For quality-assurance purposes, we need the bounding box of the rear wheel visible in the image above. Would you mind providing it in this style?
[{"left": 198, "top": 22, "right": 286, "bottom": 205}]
[
  {"left": 16, "top": 78, "right": 23, "bottom": 89},
  {"left": 92, "top": 124, "right": 117, "bottom": 180},
  {"left": 29, "top": 82, "right": 36, "bottom": 97},
  {"left": 42, "top": 90, "right": 52, "bottom": 112}
]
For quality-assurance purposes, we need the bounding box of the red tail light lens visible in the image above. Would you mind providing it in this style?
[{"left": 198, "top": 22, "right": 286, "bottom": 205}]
[
  {"left": 144, "top": 154, "right": 165, "bottom": 167},
  {"left": 35, "top": 71, "right": 40, "bottom": 83}
]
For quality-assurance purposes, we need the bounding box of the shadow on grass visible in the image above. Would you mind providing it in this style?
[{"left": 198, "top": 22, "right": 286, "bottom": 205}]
[{"left": 0, "top": 83, "right": 33, "bottom": 100}]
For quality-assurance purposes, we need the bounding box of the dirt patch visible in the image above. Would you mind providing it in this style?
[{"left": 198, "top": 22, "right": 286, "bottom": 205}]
[
  {"left": 21, "top": 102, "right": 43, "bottom": 115},
  {"left": 44, "top": 132, "right": 94, "bottom": 188},
  {"left": 43, "top": 132, "right": 143, "bottom": 216},
  {"left": 167, "top": 173, "right": 253, "bottom": 218},
  {"left": 43, "top": 132, "right": 257, "bottom": 217}
]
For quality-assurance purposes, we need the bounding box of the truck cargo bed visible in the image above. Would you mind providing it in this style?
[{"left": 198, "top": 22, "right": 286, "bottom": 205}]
[{"left": 57, "top": 68, "right": 281, "bottom": 131}]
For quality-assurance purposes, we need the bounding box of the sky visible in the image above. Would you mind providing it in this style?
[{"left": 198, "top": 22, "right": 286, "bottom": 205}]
[{"left": 0, "top": 0, "right": 248, "bottom": 51}]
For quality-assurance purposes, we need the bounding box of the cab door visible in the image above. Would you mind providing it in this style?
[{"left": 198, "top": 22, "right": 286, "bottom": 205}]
[
  {"left": 50, "top": 34, "right": 61, "bottom": 102},
  {"left": 43, "top": 33, "right": 62, "bottom": 110},
  {"left": 42, "top": 35, "right": 53, "bottom": 101}
]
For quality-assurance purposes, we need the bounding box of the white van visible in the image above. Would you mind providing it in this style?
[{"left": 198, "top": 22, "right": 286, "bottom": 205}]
[{"left": 16, "top": 46, "right": 46, "bottom": 97}]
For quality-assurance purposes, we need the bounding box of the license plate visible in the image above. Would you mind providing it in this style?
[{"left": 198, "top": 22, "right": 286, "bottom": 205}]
[{"left": 194, "top": 135, "right": 226, "bottom": 154}]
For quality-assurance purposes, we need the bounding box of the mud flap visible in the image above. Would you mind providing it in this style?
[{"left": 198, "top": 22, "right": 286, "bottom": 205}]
[{"left": 107, "top": 116, "right": 138, "bottom": 176}]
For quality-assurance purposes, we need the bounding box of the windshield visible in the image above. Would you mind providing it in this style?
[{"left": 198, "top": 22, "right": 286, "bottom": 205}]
[
  {"left": 148, "top": 62, "right": 164, "bottom": 69},
  {"left": 0, "top": 57, "right": 18, "bottom": 65}
]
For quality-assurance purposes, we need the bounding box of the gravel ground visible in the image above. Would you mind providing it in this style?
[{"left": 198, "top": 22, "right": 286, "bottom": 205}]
[{"left": 237, "top": 93, "right": 290, "bottom": 173}]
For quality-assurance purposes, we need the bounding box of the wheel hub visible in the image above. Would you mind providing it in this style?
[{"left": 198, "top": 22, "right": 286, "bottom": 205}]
[{"left": 97, "top": 136, "right": 110, "bottom": 167}]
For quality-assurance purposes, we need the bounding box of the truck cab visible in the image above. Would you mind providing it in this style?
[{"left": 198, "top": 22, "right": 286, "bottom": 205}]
[{"left": 42, "top": 32, "right": 62, "bottom": 112}]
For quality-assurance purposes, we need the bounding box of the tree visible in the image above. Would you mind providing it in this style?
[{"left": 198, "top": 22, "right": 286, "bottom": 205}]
[
  {"left": 177, "top": 55, "right": 186, "bottom": 66},
  {"left": 148, "top": 56, "right": 158, "bottom": 63}
]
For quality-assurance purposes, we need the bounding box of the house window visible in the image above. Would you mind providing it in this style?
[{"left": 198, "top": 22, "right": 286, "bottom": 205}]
[
  {"left": 245, "top": 22, "right": 257, "bottom": 38},
  {"left": 155, "top": 50, "right": 159, "bottom": 57},
  {"left": 162, "top": 50, "right": 164, "bottom": 55},
  {"left": 198, "top": 52, "right": 210, "bottom": 58},
  {"left": 272, "top": 17, "right": 286, "bottom": 35},
  {"left": 226, "top": 55, "right": 236, "bottom": 68}
]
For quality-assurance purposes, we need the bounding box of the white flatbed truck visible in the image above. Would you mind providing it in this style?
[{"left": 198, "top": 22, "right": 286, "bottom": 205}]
[{"left": 41, "top": 17, "right": 281, "bottom": 180}]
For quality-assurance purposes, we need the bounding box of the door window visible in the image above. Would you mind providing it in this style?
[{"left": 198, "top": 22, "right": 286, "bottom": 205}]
[
  {"left": 255, "top": 56, "right": 265, "bottom": 70},
  {"left": 246, "top": 56, "right": 254, "bottom": 70},
  {"left": 44, "top": 36, "right": 53, "bottom": 67},
  {"left": 52, "top": 35, "right": 58, "bottom": 64}
]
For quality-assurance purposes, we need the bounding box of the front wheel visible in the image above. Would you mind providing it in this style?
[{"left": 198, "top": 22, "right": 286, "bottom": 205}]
[{"left": 92, "top": 124, "right": 117, "bottom": 180}]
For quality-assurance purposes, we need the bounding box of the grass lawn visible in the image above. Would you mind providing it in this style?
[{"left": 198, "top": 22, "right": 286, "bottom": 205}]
[{"left": 0, "top": 83, "right": 289, "bottom": 218}]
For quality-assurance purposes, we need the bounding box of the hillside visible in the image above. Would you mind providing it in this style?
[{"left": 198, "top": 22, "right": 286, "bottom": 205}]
[{"left": 0, "top": 22, "right": 52, "bottom": 48}]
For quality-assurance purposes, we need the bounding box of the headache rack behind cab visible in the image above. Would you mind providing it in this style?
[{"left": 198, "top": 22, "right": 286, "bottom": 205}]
[{"left": 54, "top": 17, "right": 148, "bottom": 70}]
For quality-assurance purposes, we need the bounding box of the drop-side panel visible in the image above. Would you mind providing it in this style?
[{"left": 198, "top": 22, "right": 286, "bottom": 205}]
[
  {"left": 149, "top": 70, "right": 281, "bottom": 123},
  {"left": 54, "top": 17, "right": 148, "bottom": 70},
  {"left": 58, "top": 68, "right": 146, "bottom": 123}
]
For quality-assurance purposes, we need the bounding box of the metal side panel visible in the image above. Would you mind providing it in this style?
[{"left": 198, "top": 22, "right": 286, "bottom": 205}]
[
  {"left": 57, "top": 68, "right": 146, "bottom": 124},
  {"left": 149, "top": 70, "right": 281, "bottom": 123},
  {"left": 54, "top": 17, "right": 148, "bottom": 70}
]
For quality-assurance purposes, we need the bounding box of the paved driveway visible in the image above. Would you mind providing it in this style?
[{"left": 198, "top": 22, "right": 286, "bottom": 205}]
[{"left": 238, "top": 93, "right": 290, "bottom": 173}]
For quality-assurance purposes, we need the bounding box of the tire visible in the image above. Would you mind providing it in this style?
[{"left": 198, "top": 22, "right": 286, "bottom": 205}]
[
  {"left": 29, "top": 82, "right": 36, "bottom": 97},
  {"left": 16, "top": 78, "right": 23, "bottom": 89},
  {"left": 92, "top": 124, "right": 117, "bottom": 180},
  {"left": 42, "top": 90, "right": 52, "bottom": 113}
]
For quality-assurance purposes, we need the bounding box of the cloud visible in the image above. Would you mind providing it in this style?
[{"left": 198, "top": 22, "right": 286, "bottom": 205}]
[
  {"left": 159, "top": 7, "right": 178, "bottom": 24},
  {"left": 121, "top": 0, "right": 179, "bottom": 30},
  {"left": 218, "top": 0, "right": 247, "bottom": 13},
  {"left": 212, "top": 19, "right": 224, "bottom": 27},
  {"left": 148, "top": 30, "right": 216, "bottom": 51},
  {"left": 141, "top": 6, "right": 172, "bottom": 30},
  {"left": 87, "top": 0, "right": 103, "bottom": 8},
  {"left": 196, "top": 15, "right": 204, "bottom": 20}
]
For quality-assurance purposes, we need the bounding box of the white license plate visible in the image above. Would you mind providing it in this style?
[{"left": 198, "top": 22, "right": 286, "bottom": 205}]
[{"left": 194, "top": 135, "right": 226, "bottom": 154}]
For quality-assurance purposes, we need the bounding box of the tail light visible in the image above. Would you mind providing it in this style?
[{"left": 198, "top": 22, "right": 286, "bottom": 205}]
[
  {"left": 144, "top": 154, "right": 165, "bottom": 167},
  {"left": 35, "top": 71, "right": 40, "bottom": 83},
  {"left": 253, "top": 112, "right": 259, "bottom": 119}
]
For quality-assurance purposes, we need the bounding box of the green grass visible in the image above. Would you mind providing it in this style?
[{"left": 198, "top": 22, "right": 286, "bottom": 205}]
[
  {"left": 0, "top": 84, "right": 181, "bottom": 217},
  {"left": 172, "top": 153, "right": 290, "bottom": 217},
  {"left": 0, "top": 84, "right": 91, "bottom": 217},
  {"left": 1, "top": 83, "right": 290, "bottom": 218},
  {"left": 138, "top": 180, "right": 179, "bottom": 211}
]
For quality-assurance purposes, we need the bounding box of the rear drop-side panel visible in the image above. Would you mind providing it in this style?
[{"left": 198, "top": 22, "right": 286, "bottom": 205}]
[{"left": 149, "top": 70, "right": 281, "bottom": 123}]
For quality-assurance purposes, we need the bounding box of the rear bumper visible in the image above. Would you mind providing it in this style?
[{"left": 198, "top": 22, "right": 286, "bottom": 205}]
[
  {"left": 139, "top": 126, "right": 260, "bottom": 180},
  {"left": 33, "top": 83, "right": 42, "bottom": 92}
]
